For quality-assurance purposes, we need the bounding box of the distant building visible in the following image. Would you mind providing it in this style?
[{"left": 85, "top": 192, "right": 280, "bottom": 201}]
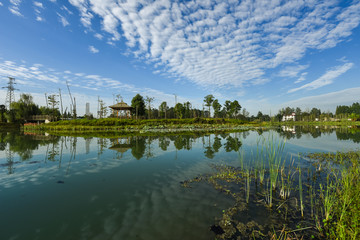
[
  {"left": 86, "top": 102, "right": 90, "bottom": 116},
  {"left": 282, "top": 112, "right": 296, "bottom": 121}
]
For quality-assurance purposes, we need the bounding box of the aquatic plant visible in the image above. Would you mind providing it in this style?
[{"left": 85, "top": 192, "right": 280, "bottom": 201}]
[
  {"left": 265, "top": 135, "right": 286, "bottom": 190},
  {"left": 298, "top": 167, "right": 304, "bottom": 218}
]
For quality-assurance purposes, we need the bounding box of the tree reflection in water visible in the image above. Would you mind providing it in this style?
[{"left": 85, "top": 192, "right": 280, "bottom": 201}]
[{"left": 1, "top": 127, "right": 360, "bottom": 175}]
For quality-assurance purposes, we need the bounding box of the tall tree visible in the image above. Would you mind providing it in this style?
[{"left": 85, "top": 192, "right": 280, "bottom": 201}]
[
  {"left": 131, "top": 94, "right": 146, "bottom": 119},
  {"left": 10, "top": 93, "right": 41, "bottom": 121},
  {"left": 98, "top": 99, "right": 107, "bottom": 118},
  {"left": 175, "top": 103, "right": 184, "bottom": 119},
  {"left": 159, "top": 101, "right": 168, "bottom": 119},
  {"left": 145, "top": 96, "right": 154, "bottom": 119},
  {"left": 184, "top": 101, "right": 192, "bottom": 118},
  {"left": 212, "top": 99, "right": 221, "bottom": 118},
  {"left": 47, "top": 94, "right": 59, "bottom": 120},
  {"left": 204, "top": 94, "right": 215, "bottom": 117},
  {"left": 230, "top": 100, "right": 241, "bottom": 118},
  {"left": 224, "top": 100, "right": 232, "bottom": 118}
]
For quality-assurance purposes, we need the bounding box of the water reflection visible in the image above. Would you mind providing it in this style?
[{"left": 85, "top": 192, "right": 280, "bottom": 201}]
[
  {"left": 1, "top": 127, "right": 360, "bottom": 175},
  {"left": 1, "top": 128, "right": 360, "bottom": 240},
  {"left": 276, "top": 125, "right": 360, "bottom": 143}
]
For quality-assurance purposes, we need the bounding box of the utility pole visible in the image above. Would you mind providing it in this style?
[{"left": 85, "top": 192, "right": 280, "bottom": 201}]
[{"left": 3, "top": 77, "right": 18, "bottom": 110}]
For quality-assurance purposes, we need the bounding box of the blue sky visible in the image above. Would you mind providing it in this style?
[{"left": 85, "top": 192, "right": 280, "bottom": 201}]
[{"left": 0, "top": 0, "right": 359, "bottom": 116}]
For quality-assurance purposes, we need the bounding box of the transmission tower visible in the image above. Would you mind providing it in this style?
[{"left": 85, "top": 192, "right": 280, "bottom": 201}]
[{"left": 2, "top": 77, "right": 18, "bottom": 110}]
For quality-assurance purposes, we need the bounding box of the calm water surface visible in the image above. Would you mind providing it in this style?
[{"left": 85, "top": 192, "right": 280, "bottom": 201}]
[{"left": 0, "top": 127, "right": 359, "bottom": 240}]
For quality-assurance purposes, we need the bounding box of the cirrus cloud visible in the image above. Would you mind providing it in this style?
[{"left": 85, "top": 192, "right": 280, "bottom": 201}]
[{"left": 288, "top": 62, "right": 354, "bottom": 93}]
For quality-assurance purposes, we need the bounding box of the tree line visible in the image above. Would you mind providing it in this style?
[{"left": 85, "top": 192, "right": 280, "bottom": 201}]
[
  {"left": 2, "top": 91, "right": 359, "bottom": 123},
  {"left": 126, "top": 94, "right": 248, "bottom": 120}
]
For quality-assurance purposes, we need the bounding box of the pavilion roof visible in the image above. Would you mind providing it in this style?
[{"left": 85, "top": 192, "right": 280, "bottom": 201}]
[{"left": 109, "top": 101, "right": 133, "bottom": 110}]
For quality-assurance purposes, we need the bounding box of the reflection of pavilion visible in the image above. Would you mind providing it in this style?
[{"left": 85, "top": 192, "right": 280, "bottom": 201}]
[
  {"left": 109, "top": 138, "right": 132, "bottom": 157},
  {"left": 109, "top": 101, "right": 133, "bottom": 118}
]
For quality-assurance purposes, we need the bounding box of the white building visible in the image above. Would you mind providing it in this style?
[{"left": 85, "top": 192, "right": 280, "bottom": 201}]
[{"left": 282, "top": 112, "right": 296, "bottom": 121}]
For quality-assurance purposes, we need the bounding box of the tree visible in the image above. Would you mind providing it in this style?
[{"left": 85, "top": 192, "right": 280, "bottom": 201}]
[
  {"left": 174, "top": 103, "right": 184, "bottom": 119},
  {"left": 184, "top": 101, "right": 192, "bottom": 118},
  {"left": 224, "top": 100, "right": 232, "bottom": 118},
  {"left": 98, "top": 99, "right": 107, "bottom": 118},
  {"left": 131, "top": 94, "right": 146, "bottom": 119},
  {"left": 159, "top": 101, "right": 168, "bottom": 119},
  {"left": 295, "top": 107, "right": 302, "bottom": 121},
  {"left": 9, "top": 93, "right": 41, "bottom": 122},
  {"left": 47, "top": 94, "right": 59, "bottom": 120},
  {"left": 230, "top": 100, "right": 241, "bottom": 118},
  {"left": 310, "top": 108, "right": 321, "bottom": 120},
  {"left": 145, "top": 96, "right": 154, "bottom": 119},
  {"left": 204, "top": 95, "right": 215, "bottom": 117},
  {"left": 0, "top": 105, "right": 6, "bottom": 122},
  {"left": 212, "top": 99, "right": 221, "bottom": 118}
]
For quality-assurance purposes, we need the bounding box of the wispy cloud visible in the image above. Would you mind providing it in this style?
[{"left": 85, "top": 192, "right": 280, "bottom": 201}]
[
  {"left": 288, "top": 62, "right": 354, "bottom": 93},
  {"left": 9, "top": 0, "right": 23, "bottom": 17},
  {"left": 278, "top": 65, "right": 308, "bottom": 78},
  {"left": 0, "top": 2, "right": 4, "bottom": 7},
  {"left": 94, "top": 33, "right": 103, "bottom": 40},
  {"left": 295, "top": 72, "right": 308, "bottom": 84},
  {"left": 66, "top": 1, "right": 360, "bottom": 89},
  {"left": 0, "top": 59, "right": 180, "bottom": 113},
  {"left": 34, "top": 1, "right": 45, "bottom": 22},
  {"left": 57, "top": 12, "right": 69, "bottom": 27},
  {"left": 33, "top": 1, "right": 43, "bottom": 9},
  {"left": 283, "top": 87, "right": 360, "bottom": 111},
  {"left": 61, "top": 5, "right": 73, "bottom": 15},
  {"left": 88, "top": 45, "right": 99, "bottom": 53}
]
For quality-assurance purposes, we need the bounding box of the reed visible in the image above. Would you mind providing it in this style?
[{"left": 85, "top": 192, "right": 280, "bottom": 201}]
[
  {"left": 298, "top": 167, "right": 304, "bottom": 218},
  {"left": 266, "top": 135, "right": 286, "bottom": 190}
]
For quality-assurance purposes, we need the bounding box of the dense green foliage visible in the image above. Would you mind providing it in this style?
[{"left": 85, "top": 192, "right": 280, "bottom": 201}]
[{"left": 131, "top": 94, "right": 146, "bottom": 118}]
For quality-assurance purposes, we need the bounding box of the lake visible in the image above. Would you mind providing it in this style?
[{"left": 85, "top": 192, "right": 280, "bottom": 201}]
[{"left": 1, "top": 126, "right": 359, "bottom": 240}]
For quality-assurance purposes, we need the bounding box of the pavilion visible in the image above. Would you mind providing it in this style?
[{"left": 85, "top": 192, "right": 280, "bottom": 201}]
[{"left": 109, "top": 101, "right": 133, "bottom": 118}]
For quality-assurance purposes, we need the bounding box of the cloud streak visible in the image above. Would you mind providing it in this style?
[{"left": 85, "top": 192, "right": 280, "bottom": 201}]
[
  {"left": 288, "top": 62, "right": 354, "bottom": 93},
  {"left": 9, "top": 0, "right": 23, "bottom": 17},
  {"left": 67, "top": 0, "right": 360, "bottom": 89}
]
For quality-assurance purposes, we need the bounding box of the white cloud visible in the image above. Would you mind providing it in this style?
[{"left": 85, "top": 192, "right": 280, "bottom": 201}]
[
  {"left": 9, "top": 0, "right": 23, "bottom": 17},
  {"left": 88, "top": 45, "right": 99, "bottom": 53},
  {"left": 283, "top": 87, "right": 360, "bottom": 112},
  {"left": 0, "top": 2, "right": 3, "bottom": 7},
  {"left": 61, "top": 5, "right": 73, "bottom": 15},
  {"left": 33, "top": 1, "right": 43, "bottom": 9},
  {"left": 288, "top": 62, "right": 354, "bottom": 93},
  {"left": 66, "top": 1, "right": 360, "bottom": 89},
  {"left": 0, "top": 59, "right": 183, "bottom": 115},
  {"left": 69, "top": 0, "right": 93, "bottom": 28},
  {"left": 278, "top": 65, "right": 308, "bottom": 78},
  {"left": 36, "top": 16, "right": 44, "bottom": 22},
  {"left": 295, "top": 72, "right": 308, "bottom": 84},
  {"left": 57, "top": 13, "right": 69, "bottom": 27},
  {"left": 94, "top": 33, "right": 103, "bottom": 40}
]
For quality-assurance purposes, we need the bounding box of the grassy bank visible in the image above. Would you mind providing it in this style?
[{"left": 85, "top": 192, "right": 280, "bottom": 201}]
[{"left": 23, "top": 118, "right": 257, "bottom": 135}]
